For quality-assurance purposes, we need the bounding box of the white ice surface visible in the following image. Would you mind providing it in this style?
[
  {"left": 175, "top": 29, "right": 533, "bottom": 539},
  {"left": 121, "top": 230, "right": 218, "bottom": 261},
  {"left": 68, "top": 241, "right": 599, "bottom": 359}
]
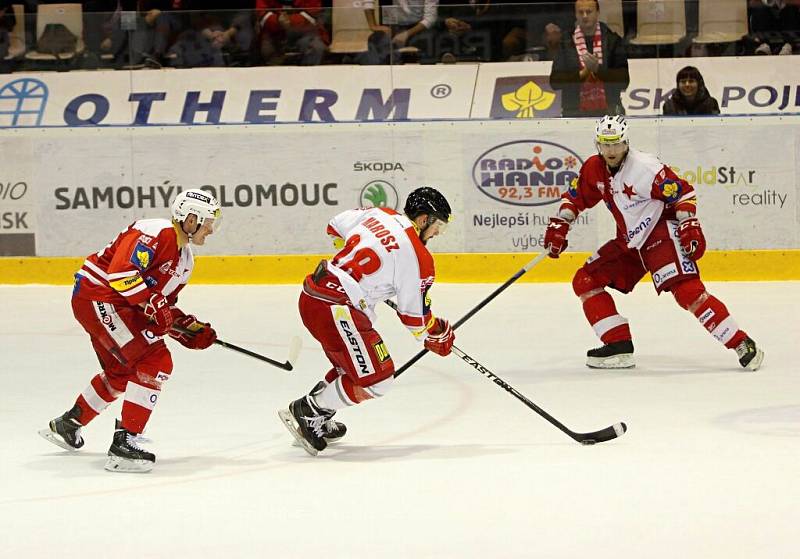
[{"left": 1, "top": 282, "right": 798, "bottom": 558}]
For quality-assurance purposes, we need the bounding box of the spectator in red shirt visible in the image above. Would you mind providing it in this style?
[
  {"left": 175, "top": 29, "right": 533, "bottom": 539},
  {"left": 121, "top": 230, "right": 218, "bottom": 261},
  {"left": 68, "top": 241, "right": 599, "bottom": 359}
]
[{"left": 256, "top": 0, "right": 328, "bottom": 65}]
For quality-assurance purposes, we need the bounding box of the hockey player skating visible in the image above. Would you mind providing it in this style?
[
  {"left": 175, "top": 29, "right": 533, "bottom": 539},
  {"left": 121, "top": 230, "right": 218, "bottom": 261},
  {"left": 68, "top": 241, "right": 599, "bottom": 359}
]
[
  {"left": 279, "top": 187, "right": 456, "bottom": 456},
  {"left": 544, "top": 115, "right": 764, "bottom": 371},
  {"left": 39, "top": 189, "right": 222, "bottom": 472}
]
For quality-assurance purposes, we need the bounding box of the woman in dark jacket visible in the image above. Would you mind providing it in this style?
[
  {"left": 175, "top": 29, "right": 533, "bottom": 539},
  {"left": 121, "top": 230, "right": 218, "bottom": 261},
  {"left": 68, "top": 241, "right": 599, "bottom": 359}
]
[{"left": 662, "top": 66, "right": 720, "bottom": 116}]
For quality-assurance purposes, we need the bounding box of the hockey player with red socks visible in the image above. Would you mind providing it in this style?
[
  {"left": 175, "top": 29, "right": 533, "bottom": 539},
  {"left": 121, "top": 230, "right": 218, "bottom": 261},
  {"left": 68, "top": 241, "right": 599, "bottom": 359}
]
[
  {"left": 279, "top": 187, "right": 456, "bottom": 456},
  {"left": 39, "top": 189, "right": 222, "bottom": 472},
  {"left": 544, "top": 115, "right": 763, "bottom": 371}
]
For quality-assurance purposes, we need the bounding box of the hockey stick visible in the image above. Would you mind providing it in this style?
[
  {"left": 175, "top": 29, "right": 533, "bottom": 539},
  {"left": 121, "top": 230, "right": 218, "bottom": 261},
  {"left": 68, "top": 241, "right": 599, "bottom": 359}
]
[
  {"left": 393, "top": 251, "right": 548, "bottom": 378},
  {"left": 451, "top": 344, "right": 627, "bottom": 445},
  {"left": 171, "top": 325, "right": 301, "bottom": 371}
]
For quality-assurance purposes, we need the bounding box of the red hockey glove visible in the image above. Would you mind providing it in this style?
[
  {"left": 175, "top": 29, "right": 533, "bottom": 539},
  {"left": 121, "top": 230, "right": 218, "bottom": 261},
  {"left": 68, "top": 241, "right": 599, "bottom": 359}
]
[
  {"left": 544, "top": 217, "right": 570, "bottom": 258},
  {"left": 142, "top": 293, "right": 173, "bottom": 336},
  {"left": 677, "top": 217, "right": 706, "bottom": 261},
  {"left": 424, "top": 317, "right": 455, "bottom": 357},
  {"left": 169, "top": 314, "right": 217, "bottom": 350}
]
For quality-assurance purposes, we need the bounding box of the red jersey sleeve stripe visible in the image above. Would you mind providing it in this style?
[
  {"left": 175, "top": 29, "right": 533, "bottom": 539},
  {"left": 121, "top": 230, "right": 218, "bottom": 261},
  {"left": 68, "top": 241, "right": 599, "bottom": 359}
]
[
  {"left": 403, "top": 226, "right": 435, "bottom": 279},
  {"left": 398, "top": 312, "right": 426, "bottom": 328}
]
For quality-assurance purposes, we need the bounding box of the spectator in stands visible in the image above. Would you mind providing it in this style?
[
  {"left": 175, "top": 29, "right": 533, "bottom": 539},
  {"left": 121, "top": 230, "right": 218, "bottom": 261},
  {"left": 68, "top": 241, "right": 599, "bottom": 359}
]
[
  {"left": 549, "top": 0, "right": 629, "bottom": 117},
  {"left": 0, "top": 0, "right": 16, "bottom": 60},
  {"left": 662, "top": 66, "right": 720, "bottom": 116},
  {"left": 82, "top": 0, "right": 129, "bottom": 68},
  {"left": 168, "top": 0, "right": 254, "bottom": 67},
  {"left": 749, "top": 0, "right": 800, "bottom": 55},
  {"left": 539, "top": 21, "right": 563, "bottom": 61},
  {"left": 83, "top": 1, "right": 183, "bottom": 68},
  {"left": 255, "top": 0, "right": 328, "bottom": 66},
  {"left": 435, "top": 0, "right": 493, "bottom": 62},
  {"left": 132, "top": 1, "right": 186, "bottom": 66},
  {"left": 361, "top": 0, "right": 438, "bottom": 64},
  {"left": 500, "top": 0, "right": 572, "bottom": 61}
]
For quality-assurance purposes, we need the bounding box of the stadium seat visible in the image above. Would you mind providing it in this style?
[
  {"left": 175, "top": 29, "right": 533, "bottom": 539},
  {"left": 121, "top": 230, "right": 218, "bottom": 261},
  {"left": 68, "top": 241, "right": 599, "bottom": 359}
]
[
  {"left": 629, "top": 0, "right": 686, "bottom": 46},
  {"left": 693, "top": 0, "right": 748, "bottom": 44},
  {"left": 25, "top": 3, "right": 85, "bottom": 62},
  {"left": 599, "top": 0, "right": 624, "bottom": 38},
  {"left": 329, "top": 0, "right": 379, "bottom": 54}
]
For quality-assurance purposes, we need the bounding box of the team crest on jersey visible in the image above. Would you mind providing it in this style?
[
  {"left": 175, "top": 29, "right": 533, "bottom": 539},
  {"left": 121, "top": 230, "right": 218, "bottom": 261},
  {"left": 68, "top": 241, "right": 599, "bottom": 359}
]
[
  {"left": 567, "top": 177, "right": 579, "bottom": 199},
  {"left": 659, "top": 179, "right": 682, "bottom": 202},
  {"left": 130, "top": 242, "right": 155, "bottom": 271}
]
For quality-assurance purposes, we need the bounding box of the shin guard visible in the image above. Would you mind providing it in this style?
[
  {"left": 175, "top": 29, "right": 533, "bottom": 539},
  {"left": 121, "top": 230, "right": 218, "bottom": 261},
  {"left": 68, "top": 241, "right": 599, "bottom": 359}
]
[{"left": 573, "top": 269, "right": 631, "bottom": 344}]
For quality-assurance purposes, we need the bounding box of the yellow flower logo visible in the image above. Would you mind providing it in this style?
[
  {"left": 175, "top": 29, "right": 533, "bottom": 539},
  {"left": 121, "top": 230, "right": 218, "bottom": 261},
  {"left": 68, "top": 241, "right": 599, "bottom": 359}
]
[
  {"left": 502, "top": 82, "right": 556, "bottom": 118},
  {"left": 136, "top": 249, "right": 150, "bottom": 269}
]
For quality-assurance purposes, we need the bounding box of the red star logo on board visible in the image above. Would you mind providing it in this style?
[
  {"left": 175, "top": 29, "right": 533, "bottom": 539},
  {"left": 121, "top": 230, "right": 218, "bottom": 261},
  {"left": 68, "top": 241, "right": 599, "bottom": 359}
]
[{"left": 623, "top": 183, "right": 635, "bottom": 199}]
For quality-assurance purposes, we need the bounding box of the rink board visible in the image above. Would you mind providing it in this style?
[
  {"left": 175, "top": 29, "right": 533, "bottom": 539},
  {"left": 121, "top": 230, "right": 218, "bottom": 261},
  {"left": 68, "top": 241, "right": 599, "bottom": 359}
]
[
  {"left": 1, "top": 250, "right": 798, "bottom": 284},
  {"left": 0, "top": 116, "right": 798, "bottom": 259}
]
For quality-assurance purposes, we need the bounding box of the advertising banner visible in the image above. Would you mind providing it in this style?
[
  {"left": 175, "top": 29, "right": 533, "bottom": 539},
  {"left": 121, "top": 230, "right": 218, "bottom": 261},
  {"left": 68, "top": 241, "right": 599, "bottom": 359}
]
[
  {"left": 1, "top": 57, "right": 798, "bottom": 130},
  {"left": 622, "top": 57, "right": 800, "bottom": 116},
  {"left": 471, "top": 57, "right": 800, "bottom": 119},
  {"left": 0, "top": 136, "right": 36, "bottom": 255},
  {"left": 4, "top": 116, "right": 796, "bottom": 257},
  {"left": 0, "top": 65, "right": 478, "bottom": 127}
]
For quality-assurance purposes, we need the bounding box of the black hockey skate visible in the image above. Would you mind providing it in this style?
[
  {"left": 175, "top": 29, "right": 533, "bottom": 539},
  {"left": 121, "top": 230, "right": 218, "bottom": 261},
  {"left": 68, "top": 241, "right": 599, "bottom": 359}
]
[
  {"left": 292, "top": 414, "right": 347, "bottom": 448},
  {"left": 735, "top": 337, "right": 764, "bottom": 371},
  {"left": 322, "top": 414, "right": 347, "bottom": 443},
  {"left": 105, "top": 420, "right": 155, "bottom": 473},
  {"left": 278, "top": 396, "right": 331, "bottom": 456},
  {"left": 307, "top": 382, "right": 346, "bottom": 443},
  {"left": 38, "top": 404, "right": 85, "bottom": 451},
  {"left": 586, "top": 340, "right": 635, "bottom": 369}
]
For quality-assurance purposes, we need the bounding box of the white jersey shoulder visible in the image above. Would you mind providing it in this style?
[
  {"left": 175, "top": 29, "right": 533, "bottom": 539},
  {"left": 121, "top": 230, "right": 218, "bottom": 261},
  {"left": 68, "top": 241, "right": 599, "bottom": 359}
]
[
  {"left": 328, "top": 208, "right": 433, "bottom": 333},
  {"left": 133, "top": 218, "right": 175, "bottom": 237}
]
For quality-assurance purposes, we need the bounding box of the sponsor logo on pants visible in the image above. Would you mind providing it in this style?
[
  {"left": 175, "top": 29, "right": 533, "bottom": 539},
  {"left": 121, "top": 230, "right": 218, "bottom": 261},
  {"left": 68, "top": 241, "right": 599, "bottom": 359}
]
[
  {"left": 93, "top": 301, "right": 134, "bottom": 348},
  {"left": 333, "top": 306, "right": 375, "bottom": 378},
  {"left": 652, "top": 263, "right": 678, "bottom": 289}
]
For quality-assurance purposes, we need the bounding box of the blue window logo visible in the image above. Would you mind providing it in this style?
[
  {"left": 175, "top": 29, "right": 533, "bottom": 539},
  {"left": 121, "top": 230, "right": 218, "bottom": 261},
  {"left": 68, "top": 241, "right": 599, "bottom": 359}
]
[{"left": 0, "top": 78, "right": 49, "bottom": 127}]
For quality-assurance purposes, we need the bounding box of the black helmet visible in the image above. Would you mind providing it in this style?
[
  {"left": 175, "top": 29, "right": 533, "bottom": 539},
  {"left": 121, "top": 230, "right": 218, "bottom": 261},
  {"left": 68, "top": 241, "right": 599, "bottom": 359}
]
[{"left": 404, "top": 187, "right": 451, "bottom": 223}]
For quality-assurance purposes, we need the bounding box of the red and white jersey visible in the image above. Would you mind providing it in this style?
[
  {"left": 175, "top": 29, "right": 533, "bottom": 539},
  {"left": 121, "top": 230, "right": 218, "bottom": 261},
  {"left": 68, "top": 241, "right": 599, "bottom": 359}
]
[
  {"left": 75, "top": 219, "right": 193, "bottom": 307},
  {"left": 561, "top": 148, "right": 697, "bottom": 249},
  {"left": 326, "top": 207, "right": 435, "bottom": 339}
]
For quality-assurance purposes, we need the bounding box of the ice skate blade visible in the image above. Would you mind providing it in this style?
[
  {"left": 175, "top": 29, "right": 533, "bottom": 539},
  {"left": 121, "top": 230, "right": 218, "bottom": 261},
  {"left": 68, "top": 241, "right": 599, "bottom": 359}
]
[
  {"left": 743, "top": 348, "right": 764, "bottom": 372},
  {"left": 292, "top": 435, "right": 343, "bottom": 447},
  {"left": 278, "top": 408, "right": 319, "bottom": 457},
  {"left": 104, "top": 454, "right": 154, "bottom": 473},
  {"left": 38, "top": 428, "right": 81, "bottom": 452},
  {"left": 586, "top": 354, "right": 635, "bottom": 369}
]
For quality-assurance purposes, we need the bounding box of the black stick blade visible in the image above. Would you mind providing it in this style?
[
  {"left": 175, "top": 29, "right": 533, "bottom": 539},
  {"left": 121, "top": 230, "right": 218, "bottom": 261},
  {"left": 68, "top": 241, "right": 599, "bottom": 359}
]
[{"left": 576, "top": 422, "right": 627, "bottom": 445}]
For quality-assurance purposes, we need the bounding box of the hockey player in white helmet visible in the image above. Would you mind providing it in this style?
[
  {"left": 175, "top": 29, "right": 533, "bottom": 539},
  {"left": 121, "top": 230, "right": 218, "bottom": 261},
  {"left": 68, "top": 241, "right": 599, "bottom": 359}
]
[
  {"left": 543, "top": 115, "right": 763, "bottom": 371},
  {"left": 39, "top": 189, "right": 223, "bottom": 472}
]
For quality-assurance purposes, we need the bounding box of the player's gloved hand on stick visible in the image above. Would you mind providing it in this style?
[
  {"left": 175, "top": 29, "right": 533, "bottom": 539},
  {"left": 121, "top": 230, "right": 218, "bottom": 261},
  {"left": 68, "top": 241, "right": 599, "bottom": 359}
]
[
  {"left": 169, "top": 311, "right": 217, "bottom": 350},
  {"left": 143, "top": 293, "right": 173, "bottom": 336},
  {"left": 425, "top": 317, "right": 455, "bottom": 356},
  {"left": 544, "top": 217, "right": 570, "bottom": 258},
  {"left": 677, "top": 216, "right": 706, "bottom": 261}
]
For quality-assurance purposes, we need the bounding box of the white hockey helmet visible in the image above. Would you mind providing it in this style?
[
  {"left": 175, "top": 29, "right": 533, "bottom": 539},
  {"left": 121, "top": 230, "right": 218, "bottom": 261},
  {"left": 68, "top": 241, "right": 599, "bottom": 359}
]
[
  {"left": 171, "top": 189, "right": 221, "bottom": 229},
  {"left": 595, "top": 115, "right": 629, "bottom": 146}
]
